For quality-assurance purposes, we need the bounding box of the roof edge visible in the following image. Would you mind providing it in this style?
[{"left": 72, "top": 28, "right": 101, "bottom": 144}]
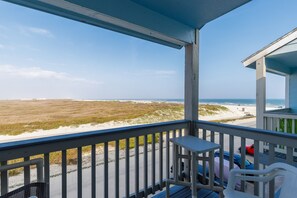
[{"left": 242, "top": 27, "right": 297, "bottom": 67}]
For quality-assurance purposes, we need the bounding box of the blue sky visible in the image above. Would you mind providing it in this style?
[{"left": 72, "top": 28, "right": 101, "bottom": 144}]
[{"left": 0, "top": 0, "right": 296, "bottom": 100}]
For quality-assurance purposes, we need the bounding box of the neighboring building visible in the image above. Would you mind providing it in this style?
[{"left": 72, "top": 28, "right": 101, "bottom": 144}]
[{"left": 243, "top": 28, "right": 297, "bottom": 156}]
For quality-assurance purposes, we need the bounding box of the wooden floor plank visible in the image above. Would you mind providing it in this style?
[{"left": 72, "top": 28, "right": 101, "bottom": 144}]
[{"left": 152, "top": 185, "right": 219, "bottom": 198}]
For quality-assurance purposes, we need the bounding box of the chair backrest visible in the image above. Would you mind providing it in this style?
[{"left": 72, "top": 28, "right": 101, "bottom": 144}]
[
  {"left": 0, "top": 158, "right": 44, "bottom": 182},
  {"left": 0, "top": 158, "right": 44, "bottom": 197},
  {"left": 268, "top": 163, "right": 297, "bottom": 198}
]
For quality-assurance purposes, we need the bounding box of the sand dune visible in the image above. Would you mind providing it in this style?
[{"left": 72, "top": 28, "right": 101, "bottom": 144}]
[{"left": 0, "top": 104, "right": 259, "bottom": 143}]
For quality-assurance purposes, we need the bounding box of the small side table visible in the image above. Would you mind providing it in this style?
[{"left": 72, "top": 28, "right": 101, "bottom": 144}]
[{"left": 166, "top": 135, "right": 222, "bottom": 198}]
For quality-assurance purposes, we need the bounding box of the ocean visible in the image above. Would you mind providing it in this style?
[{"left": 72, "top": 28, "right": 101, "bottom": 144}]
[
  {"left": 121, "top": 98, "right": 285, "bottom": 108},
  {"left": 200, "top": 99, "right": 284, "bottom": 107}
]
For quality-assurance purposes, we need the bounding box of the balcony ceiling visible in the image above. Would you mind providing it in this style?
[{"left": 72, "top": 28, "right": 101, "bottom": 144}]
[
  {"left": 266, "top": 39, "right": 297, "bottom": 70},
  {"left": 3, "top": 0, "right": 250, "bottom": 48}
]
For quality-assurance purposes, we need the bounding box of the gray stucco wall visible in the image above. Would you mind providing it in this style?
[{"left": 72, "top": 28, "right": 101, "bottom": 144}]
[{"left": 289, "top": 68, "right": 297, "bottom": 112}]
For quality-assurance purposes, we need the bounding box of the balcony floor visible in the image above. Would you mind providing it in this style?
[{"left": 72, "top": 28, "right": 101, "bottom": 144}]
[{"left": 153, "top": 185, "right": 219, "bottom": 198}]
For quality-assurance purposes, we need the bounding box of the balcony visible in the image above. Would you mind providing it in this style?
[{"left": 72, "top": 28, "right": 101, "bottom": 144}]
[
  {"left": 263, "top": 108, "right": 297, "bottom": 133},
  {"left": 1, "top": 0, "right": 287, "bottom": 197},
  {"left": 1, "top": 119, "right": 297, "bottom": 197},
  {"left": 261, "top": 109, "right": 297, "bottom": 159}
]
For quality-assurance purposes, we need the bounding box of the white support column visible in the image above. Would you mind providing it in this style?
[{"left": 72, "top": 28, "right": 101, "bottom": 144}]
[
  {"left": 184, "top": 29, "right": 199, "bottom": 181},
  {"left": 256, "top": 57, "right": 266, "bottom": 197},
  {"left": 285, "top": 75, "right": 290, "bottom": 108},
  {"left": 256, "top": 57, "right": 266, "bottom": 129},
  {"left": 185, "top": 29, "right": 199, "bottom": 135}
]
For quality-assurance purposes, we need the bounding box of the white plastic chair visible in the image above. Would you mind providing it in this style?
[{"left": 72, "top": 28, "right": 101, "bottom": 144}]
[{"left": 223, "top": 162, "right": 297, "bottom": 198}]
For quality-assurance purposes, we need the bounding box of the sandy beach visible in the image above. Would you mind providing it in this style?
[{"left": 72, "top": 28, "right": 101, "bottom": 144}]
[{"left": 200, "top": 104, "right": 256, "bottom": 121}]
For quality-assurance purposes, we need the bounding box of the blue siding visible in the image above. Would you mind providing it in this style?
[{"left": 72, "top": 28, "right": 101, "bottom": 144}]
[{"left": 289, "top": 68, "right": 297, "bottom": 111}]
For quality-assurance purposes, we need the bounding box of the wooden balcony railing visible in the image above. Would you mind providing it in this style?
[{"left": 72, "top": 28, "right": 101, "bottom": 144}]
[
  {"left": 1, "top": 120, "right": 297, "bottom": 198},
  {"left": 263, "top": 109, "right": 297, "bottom": 156},
  {"left": 0, "top": 120, "right": 189, "bottom": 198},
  {"left": 264, "top": 108, "right": 297, "bottom": 133},
  {"left": 195, "top": 120, "right": 297, "bottom": 197}
]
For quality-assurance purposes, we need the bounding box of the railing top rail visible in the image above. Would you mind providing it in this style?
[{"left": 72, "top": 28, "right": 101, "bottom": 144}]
[
  {"left": 264, "top": 108, "right": 297, "bottom": 119},
  {"left": 265, "top": 108, "right": 291, "bottom": 113},
  {"left": 195, "top": 120, "right": 297, "bottom": 148},
  {"left": 0, "top": 120, "right": 189, "bottom": 161},
  {"left": 263, "top": 112, "right": 297, "bottom": 119}
]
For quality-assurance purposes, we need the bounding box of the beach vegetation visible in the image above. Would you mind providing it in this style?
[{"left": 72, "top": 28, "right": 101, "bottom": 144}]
[
  {"left": 1, "top": 100, "right": 231, "bottom": 176},
  {"left": 199, "top": 104, "right": 228, "bottom": 116},
  {"left": 0, "top": 100, "right": 227, "bottom": 135}
]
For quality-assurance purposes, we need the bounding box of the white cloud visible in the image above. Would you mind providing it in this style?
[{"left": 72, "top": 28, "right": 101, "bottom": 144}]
[
  {"left": 155, "top": 70, "right": 176, "bottom": 76},
  {"left": 126, "top": 69, "right": 176, "bottom": 77},
  {"left": 0, "top": 65, "right": 101, "bottom": 85},
  {"left": 28, "top": 27, "right": 53, "bottom": 37},
  {"left": 19, "top": 26, "right": 54, "bottom": 38},
  {"left": 26, "top": 58, "right": 66, "bottom": 67},
  {"left": 0, "top": 44, "right": 14, "bottom": 50}
]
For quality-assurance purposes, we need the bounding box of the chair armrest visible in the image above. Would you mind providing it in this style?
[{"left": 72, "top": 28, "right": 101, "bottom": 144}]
[
  {"left": 226, "top": 168, "right": 280, "bottom": 190},
  {"left": 228, "top": 165, "right": 279, "bottom": 176}
]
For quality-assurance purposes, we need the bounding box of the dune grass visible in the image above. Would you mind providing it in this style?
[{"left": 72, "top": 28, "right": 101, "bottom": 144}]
[
  {"left": 199, "top": 104, "right": 228, "bottom": 116},
  {"left": 0, "top": 100, "right": 183, "bottom": 135},
  {"left": 0, "top": 100, "right": 228, "bottom": 136}
]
